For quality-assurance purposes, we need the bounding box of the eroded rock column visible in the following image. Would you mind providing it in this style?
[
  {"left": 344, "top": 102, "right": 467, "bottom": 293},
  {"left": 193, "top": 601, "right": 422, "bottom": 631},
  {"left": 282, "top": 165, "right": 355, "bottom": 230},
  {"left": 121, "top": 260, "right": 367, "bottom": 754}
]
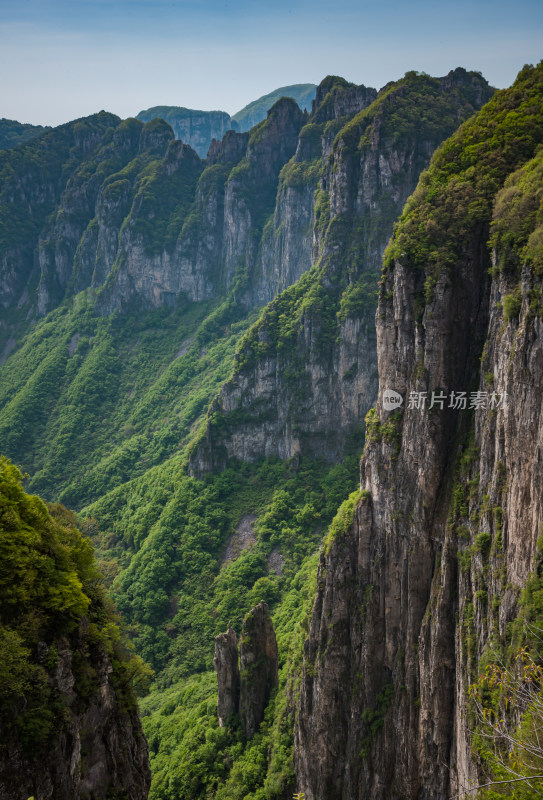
[
  {"left": 213, "top": 622, "right": 240, "bottom": 727},
  {"left": 239, "top": 601, "right": 279, "bottom": 739}
]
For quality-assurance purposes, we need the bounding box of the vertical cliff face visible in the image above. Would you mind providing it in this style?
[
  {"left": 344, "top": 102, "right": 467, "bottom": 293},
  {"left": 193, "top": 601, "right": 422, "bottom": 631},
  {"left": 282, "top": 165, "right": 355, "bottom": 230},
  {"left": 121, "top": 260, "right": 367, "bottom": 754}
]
[
  {"left": 0, "top": 111, "right": 121, "bottom": 315},
  {"left": 189, "top": 69, "right": 494, "bottom": 476},
  {"left": 99, "top": 99, "right": 305, "bottom": 313},
  {"left": 213, "top": 605, "right": 279, "bottom": 740},
  {"left": 231, "top": 83, "right": 317, "bottom": 132},
  {"left": 95, "top": 137, "right": 207, "bottom": 314},
  {"left": 295, "top": 62, "right": 543, "bottom": 799},
  {"left": 239, "top": 602, "right": 279, "bottom": 740},
  {"left": 0, "top": 100, "right": 309, "bottom": 331},
  {"left": 37, "top": 117, "right": 146, "bottom": 314},
  {"left": 0, "top": 638, "right": 151, "bottom": 800},
  {"left": 221, "top": 97, "right": 305, "bottom": 290},
  {"left": 252, "top": 80, "right": 378, "bottom": 307},
  {"left": 214, "top": 623, "right": 240, "bottom": 727},
  {"left": 136, "top": 106, "right": 236, "bottom": 158}
]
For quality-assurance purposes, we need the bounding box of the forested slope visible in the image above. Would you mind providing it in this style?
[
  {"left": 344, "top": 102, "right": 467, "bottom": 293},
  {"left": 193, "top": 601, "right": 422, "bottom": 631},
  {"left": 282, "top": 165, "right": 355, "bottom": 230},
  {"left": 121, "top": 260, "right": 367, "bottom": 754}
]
[{"left": 0, "top": 458, "right": 150, "bottom": 799}]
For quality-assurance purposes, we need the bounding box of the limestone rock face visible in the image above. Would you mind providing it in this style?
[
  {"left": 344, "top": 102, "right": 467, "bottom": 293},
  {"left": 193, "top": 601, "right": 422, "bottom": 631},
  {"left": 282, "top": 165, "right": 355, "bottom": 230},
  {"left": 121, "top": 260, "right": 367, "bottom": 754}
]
[
  {"left": 221, "top": 97, "right": 305, "bottom": 290},
  {"left": 214, "top": 623, "right": 240, "bottom": 727},
  {"left": 0, "top": 638, "right": 151, "bottom": 800},
  {"left": 239, "top": 602, "right": 279, "bottom": 740},
  {"left": 0, "top": 99, "right": 308, "bottom": 323},
  {"left": 0, "top": 111, "right": 123, "bottom": 315},
  {"left": 213, "top": 605, "right": 279, "bottom": 739},
  {"left": 189, "top": 69, "right": 494, "bottom": 477},
  {"left": 136, "top": 106, "right": 236, "bottom": 159},
  {"left": 311, "top": 77, "right": 378, "bottom": 123},
  {"left": 294, "top": 63, "right": 543, "bottom": 800},
  {"left": 0, "top": 70, "right": 492, "bottom": 354}
]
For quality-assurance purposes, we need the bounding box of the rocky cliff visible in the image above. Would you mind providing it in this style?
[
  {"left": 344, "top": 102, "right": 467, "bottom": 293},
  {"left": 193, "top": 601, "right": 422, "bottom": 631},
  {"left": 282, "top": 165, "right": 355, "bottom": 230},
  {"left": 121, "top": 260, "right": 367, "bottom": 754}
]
[
  {"left": 0, "top": 71, "right": 492, "bottom": 367},
  {"left": 189, "top": 68, "right": 494, "bottom": 475},
  {"left": 214, "top": 623, "right": 240, "bottom": 727},
  {"left": 135, "top": 83, "right": 318, "bottom": 156},
  {"left": 0, "top": 459, "right": 150, "bottom": 799},
  {"left": 294, "top": 61, "right": 543, "bottom": 799},
  {"left": 136, "top": 106, "right": 236, "bottom": 158},
  {"left": 0, "top": 97, "right": 308, "bottom": 338},
  {"left": 231, "top": 83, "right": 317, "bottom": 131},
  {"left": 239, "top": 601, "right": 279, "bottom": 739},
  {"left": 213, "top": 604, "right": 279, "bottom": 740},
  {"left": 0, "top": 636, "right": 151, "bottom": 800}
]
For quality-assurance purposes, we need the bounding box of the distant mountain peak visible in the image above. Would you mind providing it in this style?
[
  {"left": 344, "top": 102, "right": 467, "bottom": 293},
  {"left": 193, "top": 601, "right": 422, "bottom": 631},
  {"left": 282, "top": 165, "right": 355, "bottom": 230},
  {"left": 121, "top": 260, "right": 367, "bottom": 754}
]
[{"left": 231, "top": 83, "right": 317, "bottom": 131}]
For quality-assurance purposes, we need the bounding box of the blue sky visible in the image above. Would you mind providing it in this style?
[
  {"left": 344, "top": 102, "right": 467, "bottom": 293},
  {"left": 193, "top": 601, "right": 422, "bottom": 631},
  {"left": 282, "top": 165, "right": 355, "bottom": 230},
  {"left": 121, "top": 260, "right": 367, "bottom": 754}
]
[{"left": 1, "top": 0, "right": 542, "bottom": 126}]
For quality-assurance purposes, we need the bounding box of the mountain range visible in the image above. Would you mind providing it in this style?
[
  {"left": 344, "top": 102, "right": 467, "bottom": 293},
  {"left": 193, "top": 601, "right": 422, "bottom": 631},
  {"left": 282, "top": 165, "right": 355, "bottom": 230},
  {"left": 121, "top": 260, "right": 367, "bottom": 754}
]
[
  {"left": 1, "top": 61, "right": 543, "bottom": 800},
  {"left": 136, "top": 83, "right": 317, "bottom": 157}
]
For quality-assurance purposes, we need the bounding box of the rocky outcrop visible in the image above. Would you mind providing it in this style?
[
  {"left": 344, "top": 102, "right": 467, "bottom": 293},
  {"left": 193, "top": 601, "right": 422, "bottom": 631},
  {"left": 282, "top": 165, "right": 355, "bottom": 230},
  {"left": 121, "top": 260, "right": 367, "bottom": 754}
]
[
  {"left": 98, "top": 97, "right": 304, "bottom": 313},
  {"left": 0, "top": 99, "right": 309, "bottom": 325},
  {"left": 221, "top": 97, "right": 305, "bottom": 290},
  {"left": 311, "top": 75, "right": 377, "bottom": 123},
  {"left": 136, "top": 106, "right": 236, "bottom": 158},
  {"left": 214, "top": 623, "right": 240, "bottom": 727},
  {"left": 37, "top": 117, "right": 146, "bottom": 314},
  {"left": 0, "top": 639, "right": 150, "bottom": 800},
  {"left": 239, "top": 602, "right": 279, "bottom": 740},
  {"left": 232, "top": 83, "right": 316, "bottom": 132},
  {"left": 0, "top": 111, "right": 121, "bottom": 315},
  {"left": 213, "top": 603, "right": 279, "bottom": 739},
  {"left": 294, "top": 62, "right": 543, "bottom": 800},
  {"left": 189, "top": 69, "right": 494, "bottom": 476}
]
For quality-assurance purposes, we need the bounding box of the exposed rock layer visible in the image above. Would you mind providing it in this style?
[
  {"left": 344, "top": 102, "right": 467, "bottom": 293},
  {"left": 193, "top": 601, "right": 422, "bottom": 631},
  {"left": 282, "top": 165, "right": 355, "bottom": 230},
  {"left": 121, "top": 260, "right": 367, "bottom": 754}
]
[
  {"left": 136, "top": 106, "right": 236, "bottom": 158},
  {"left": 214, "top": 623, "right": 240, "bottom": 727},
  {"left": 294, "top": 62, "right": 543, "bottom": 800},
  {"left": 189, "top": 69, "right": 494, "bottom": 475},
  {"left": 0, "top": 633, "right": 150, "bottom": 800},
  {"left": 213, "top": 603, "right": 279, "bottom": 740},
  {"left": 239, "top": 602, "right": 279, "bottom": 740}
]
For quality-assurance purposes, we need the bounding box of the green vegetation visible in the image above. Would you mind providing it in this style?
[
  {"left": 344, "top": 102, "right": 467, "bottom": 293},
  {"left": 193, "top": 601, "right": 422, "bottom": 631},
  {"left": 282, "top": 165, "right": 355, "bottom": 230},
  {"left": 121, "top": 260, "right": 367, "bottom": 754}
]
[
  {"left": 364, "top": 408, "right": 402, "bottom": 454},
  {"left": 0, "top": 111, "right": 120, "bottom": 258},
  {"left": 490, "top": 148, "right": 543, "bottom": 277},
  {"left": 469, "top": 558, "right": 543, "bottom": 798},
  {"left": 360, "top": 683, "right": 395, "bottom": 758},
  {"left": 141, "top": 550, "right": 320, "bottom": 800},
  {"left": 0, "top": 65, "right": 510, "bottom": 798},
  {"left": 128, "top": 142, "right": 203, "bottom": 255},
  {"left": 0, "top": 118, "right": 50, "bottom": 150},
  {"left": 0, "top": 295, "right": 258, "bottom": 509},
  {"left": 0, "top": 262, "right": 362, "bottom": 796},
  {"left": 323, "top": 488, "right": 366, "bottom": 555},
  {"left": 502, "top": 289, "right": 522, "bottom": 322},
  {"left": 88, "top": 455, "right": 359, "bottom": 679},
  {"left": 384, "top": 62, "right": 543, "bottom": 299},
  {"left": 232, "top": 84, "right": 316, "bottom": 132},
  {"left": 0, "top": 458, "right": 146, "bottom": 749},
  {"left": 489, "top": 147, "right": 543, "bottom": 320}
]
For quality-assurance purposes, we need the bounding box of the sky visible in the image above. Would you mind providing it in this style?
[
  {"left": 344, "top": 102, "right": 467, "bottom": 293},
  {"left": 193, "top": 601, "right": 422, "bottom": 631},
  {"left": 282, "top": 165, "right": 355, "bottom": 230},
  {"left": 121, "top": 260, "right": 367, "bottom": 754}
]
[{"left": 1, "top": 0, "right": 542, "bottom": 127}]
